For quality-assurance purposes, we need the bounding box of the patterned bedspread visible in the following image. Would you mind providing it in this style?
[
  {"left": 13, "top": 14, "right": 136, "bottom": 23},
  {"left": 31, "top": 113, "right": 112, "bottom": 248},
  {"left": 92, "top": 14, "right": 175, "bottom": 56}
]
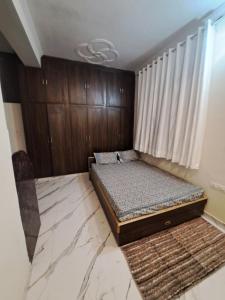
[{"left": 92, "top": 160, "right": 204, "bottom": 221}]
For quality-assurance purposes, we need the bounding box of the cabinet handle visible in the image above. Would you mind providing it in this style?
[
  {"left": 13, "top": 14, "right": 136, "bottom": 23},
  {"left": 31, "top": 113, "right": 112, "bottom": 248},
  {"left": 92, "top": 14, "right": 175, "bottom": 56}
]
[
  {"left": 49, "top": 137, "right": 53, "bottom": 144},
  {"left": 164, "top": 220, "right": 172, "bottom": 226},
  {"left": 42, "top": 79, "right": 45, "bottom": 85},
  {"left": 45, "top": 79, "right": 48, "bottom": 85}
]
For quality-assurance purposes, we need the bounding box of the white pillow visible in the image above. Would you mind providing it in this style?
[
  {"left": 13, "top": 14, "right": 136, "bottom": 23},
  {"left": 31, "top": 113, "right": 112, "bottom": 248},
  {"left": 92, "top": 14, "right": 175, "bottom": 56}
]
[
  {"left": 118, "top": 150, "right": 138, "bottom": 162},
  {"left": 94, "top": 152, "right": 118, "bottom": 164}
]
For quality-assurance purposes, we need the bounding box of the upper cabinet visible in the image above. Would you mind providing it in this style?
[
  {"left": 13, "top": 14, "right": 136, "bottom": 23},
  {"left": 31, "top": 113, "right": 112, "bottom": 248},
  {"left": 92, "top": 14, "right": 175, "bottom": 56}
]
[
  {"left": 68, "top": 62, "right": 87, "bottom": 105},
  {"left": 106, "top": 70, "right": 135, "bottom": 108},
  {"left": 25, "top": 67, "right": 45, "bottom": 102},
  {"left": 86, "top": 66, "right": 106, "bottom": 106},
  {"left": 42, "top": 56, "right": 69, "bottom": 103},
  {"left": 0, "top": 53, "right": 21, "bottom": 102},
  {"left": 106, "top": 71, "right": 122, "bottom": 107}
]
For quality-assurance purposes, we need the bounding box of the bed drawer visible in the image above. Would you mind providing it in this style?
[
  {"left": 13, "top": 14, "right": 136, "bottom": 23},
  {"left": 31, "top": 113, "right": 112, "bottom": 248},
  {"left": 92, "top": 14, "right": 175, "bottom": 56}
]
[{"left": 118, "top": 199, "right": 207, "bottom": 245}]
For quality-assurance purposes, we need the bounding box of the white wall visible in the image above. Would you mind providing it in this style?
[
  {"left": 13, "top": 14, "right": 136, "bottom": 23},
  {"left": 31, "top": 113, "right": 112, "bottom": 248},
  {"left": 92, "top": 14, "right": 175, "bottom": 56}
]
[
  {"left": 138, "top": 18, "right": 225, "bottom": 224},
  {"left": 0, "top": 0, "right": 42, "bottom": 66},
  {"left": 4, "top": 103, "right": 27, "bottom": 153},
  {"left": 0, "top": 85, "right": 30, "bottom": 300}
]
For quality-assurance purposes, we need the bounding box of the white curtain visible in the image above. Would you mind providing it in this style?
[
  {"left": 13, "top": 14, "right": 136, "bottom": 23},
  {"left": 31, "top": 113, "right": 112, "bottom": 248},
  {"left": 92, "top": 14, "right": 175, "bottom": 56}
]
[{"left": 134, "top": 20, "right": 215, "bottom": 169}]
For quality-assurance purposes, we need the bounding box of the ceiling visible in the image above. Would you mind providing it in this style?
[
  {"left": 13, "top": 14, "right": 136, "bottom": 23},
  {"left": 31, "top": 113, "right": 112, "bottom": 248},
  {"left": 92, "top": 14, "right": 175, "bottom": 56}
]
[{"left": 26, "top": 0, "right": 225, "bottom": 70}]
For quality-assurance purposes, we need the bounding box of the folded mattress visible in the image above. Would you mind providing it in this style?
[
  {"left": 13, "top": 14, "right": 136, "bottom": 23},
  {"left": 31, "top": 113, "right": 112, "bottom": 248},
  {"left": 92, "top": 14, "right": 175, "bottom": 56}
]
[{"left": 92, "top": 160, "right": 204, "bottom": 221}]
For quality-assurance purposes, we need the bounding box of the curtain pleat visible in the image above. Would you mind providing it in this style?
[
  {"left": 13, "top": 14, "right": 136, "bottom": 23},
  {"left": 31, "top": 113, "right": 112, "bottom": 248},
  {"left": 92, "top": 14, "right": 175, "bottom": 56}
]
[{"left": 134, "top": 20, "right": 214, "bottom": 169}]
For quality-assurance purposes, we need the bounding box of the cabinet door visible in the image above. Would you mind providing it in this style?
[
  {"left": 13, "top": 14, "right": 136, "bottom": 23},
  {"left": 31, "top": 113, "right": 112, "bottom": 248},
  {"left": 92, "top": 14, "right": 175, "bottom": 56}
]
[
  {"left": 123, "top": 72, "right": 135, "bottom": 109},
  {"left": 47, "top": 104, "right": 73, "bottom": 175},
  {"left": 70, "top": 106, "right": 88, "bottom": 172},
  {"left": 86, "top": 66, "right": 106, "bottom": 106},
  {"left": 22, "top": 103, "right": 52, "bottom": 178},
  {"left": 25, "top": 67, "right": 45, "bottom": 102},
  {"left": 107, "top": 108, "right": 121, "bottom": 151},
  {"left": 0, "top": 53, "right": 20, "bottom": 102},
  {"left": 68, "top": 62, "right": 87, "bottom": 104},
  {"left": 107, "top": 71, "right": 135, "bottom": 108},
  {"left": 42, "top": 57, "right": 68, "bottom": 103},
  {"left": 88, "top": 107, "right": 107, "bottom": 155},
  {"left": 121, "top": 108, "right": 134, "bottom": 150},
  {"left": 106, "top": 71, "right": 122, "bottom": 107}
]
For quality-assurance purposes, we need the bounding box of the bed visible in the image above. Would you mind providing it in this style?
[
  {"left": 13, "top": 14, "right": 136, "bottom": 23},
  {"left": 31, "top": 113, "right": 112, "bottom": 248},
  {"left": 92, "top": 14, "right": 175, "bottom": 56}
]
[{"left": 89, "top": 157, "right": 207, "bottom": 245}]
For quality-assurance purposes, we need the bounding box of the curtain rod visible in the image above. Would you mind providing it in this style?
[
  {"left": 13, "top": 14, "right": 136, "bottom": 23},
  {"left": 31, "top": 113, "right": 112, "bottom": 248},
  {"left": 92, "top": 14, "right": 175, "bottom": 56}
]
[
  {"left": 136, "top": 14, "right": 225, "bottom": 76},
  {"left": 137, "top": 31, "right": 199, "bottom": 75}
]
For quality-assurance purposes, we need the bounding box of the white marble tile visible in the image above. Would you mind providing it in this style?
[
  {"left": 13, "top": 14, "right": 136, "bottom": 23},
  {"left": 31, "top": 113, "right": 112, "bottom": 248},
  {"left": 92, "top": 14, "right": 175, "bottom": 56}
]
[{"left": 26, "top": 173, "right": 225, "bottom": 300}]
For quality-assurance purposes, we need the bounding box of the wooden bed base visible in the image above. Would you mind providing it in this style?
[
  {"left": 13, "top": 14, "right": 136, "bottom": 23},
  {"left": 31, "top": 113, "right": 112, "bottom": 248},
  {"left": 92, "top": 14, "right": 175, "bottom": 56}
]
[{"left": 89, "top": 159, "right": 207, "bottom": 246}]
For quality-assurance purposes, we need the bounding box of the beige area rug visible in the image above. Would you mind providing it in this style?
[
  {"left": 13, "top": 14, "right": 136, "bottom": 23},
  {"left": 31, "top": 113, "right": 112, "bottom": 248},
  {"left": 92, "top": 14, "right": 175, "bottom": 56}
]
[{"left": 122, "top": 218, "right": 225, "bottom": 300}]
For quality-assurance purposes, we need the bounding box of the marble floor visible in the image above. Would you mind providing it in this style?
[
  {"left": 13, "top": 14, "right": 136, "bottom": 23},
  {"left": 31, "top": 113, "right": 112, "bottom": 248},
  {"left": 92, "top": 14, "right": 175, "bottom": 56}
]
[{"left": 25, "top": 173, "right": 225, "bottom": 300}]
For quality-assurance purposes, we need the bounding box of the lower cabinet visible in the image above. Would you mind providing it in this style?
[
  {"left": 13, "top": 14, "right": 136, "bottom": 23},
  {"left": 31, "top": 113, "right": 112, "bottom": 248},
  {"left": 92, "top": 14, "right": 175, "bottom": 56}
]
[
  {"left": 107, "top": 107, "right": 122, "bottom": 151},
  {"left": 88, "top": 106, "right": 108, "bottom": 155},
  {"left": 70, "top": 105, "right": 89, "bottom": 173},
  {"left": 47, "top": 104, "right": 73, "bottom": 176},
  {"left": 22, "top": 103, "right": 133, "bottom": 178},
  {"left": 22, "top": 103, "right": 52, "bottom": 178}
]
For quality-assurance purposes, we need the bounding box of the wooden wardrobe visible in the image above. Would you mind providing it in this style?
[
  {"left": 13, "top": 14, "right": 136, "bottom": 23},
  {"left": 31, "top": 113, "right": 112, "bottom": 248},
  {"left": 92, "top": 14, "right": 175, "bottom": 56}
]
[{"left": 21, "top": 56, "right": 135, "bottom": 178}]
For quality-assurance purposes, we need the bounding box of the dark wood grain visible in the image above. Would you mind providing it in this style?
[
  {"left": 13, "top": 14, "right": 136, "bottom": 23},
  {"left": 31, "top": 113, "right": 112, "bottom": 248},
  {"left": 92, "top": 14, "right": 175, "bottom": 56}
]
[
  {"left": 25, "top": 67, "right": 45, "bottom": 102},
  {"left": 121, "top": 108, "right": 134, "bottom": 150},
  {"left": 12, "top": 151, "right": 41, "bottom": 262},
  {"left": 0, "top": 52, "right": 21, "bottom": 102},
  {"left": 119, "top": 201, "right": 207, "bottom": 245},
  {"left": 21, "top": 56, "right": 135, "bottom": 177},
  {"left": 106, "top": 71, "right": 135, "bottom": 108},
  {"left": 47, "top": 104, "right": 73, "bottom": 175},
  {"left": 107, "top": 107, "right": 121, "bottom": 151},
  {"left": 68, "top": 62, "right": 87, "bottom": 104},
  {"left": 22, "top": 103, "right": 52, "bottom": 178},
  {"left": 86, "top": 66, "right": 106, "bottom": 106},
  {"left": 70, "top": 105, "right": 88, "bottom": 172},
  {"left": 42, "top": 56, "right": 69, "bottom": 103},
  {"left": 88, "top": 106, "right": 107, "bottom": 154},
  {"left": 106, "top": 71, "right": 122, "bottom": 107}
]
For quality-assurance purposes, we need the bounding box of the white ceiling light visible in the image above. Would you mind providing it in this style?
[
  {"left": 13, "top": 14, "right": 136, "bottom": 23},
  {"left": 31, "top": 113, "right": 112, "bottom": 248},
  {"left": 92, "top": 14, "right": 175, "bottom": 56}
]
[{"left": 76, "top": 38, "right": 119, "bottom": 65}]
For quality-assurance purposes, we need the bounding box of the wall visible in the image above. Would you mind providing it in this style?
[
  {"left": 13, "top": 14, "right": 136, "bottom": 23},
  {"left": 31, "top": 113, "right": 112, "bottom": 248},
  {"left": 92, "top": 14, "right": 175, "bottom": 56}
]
[
  {"left": 138, "top": 18, "right": 225, "bottom": 224},
  {"left": 4, "top": 102, "right": 27, "bottom": 153},
  {"left": 0, "top": 84, "right": 30, "bottom": 300},
  {"left": 0, "top": 0, "right": 42, "bottom": 66}
]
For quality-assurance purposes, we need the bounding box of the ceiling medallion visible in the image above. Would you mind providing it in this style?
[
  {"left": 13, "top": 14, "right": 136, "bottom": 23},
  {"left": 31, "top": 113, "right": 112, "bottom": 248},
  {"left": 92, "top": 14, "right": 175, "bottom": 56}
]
[{"left": 76, "top": 38, "right": 119, "bottom": 65}]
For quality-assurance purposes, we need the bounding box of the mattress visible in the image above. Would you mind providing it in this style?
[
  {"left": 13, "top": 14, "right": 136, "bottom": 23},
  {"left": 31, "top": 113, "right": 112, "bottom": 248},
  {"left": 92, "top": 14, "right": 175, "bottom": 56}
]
[{"left": 92, "top": 160, "right": 204, "bottom": 221}]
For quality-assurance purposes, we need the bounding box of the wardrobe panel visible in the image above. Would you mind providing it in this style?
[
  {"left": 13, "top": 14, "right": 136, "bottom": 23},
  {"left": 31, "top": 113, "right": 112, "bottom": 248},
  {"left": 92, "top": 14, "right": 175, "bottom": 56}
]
[
  {"left": 25, "top": 67, "right": 45, "bottom": 102},
  {"left": 86, "top": 67, "right": 106, "bottom": 106},
  {"left": 88, "top": 107, "right": 107, "bottom": 155},
  {"left": 106, "top": 71, "right": 122, "bottom": 107},
  {"left": 42, "top": 57, "right": 68, "bottom": 103},
  {"left": 22, "top": 103, "right": 52, "bottom": 178},
  {"left": 121, "top": 108, "right": 134, "bottom": 150},
  {"left": 68, "top": 62, "right": 87, "bottom": 104},
  {"left": 123, "top": 72, "right": 135, "bottom": 109},
  {"left": 70, "top": 105, "right": 88, "bottom": 172},
  {"left": 0, "top": 53, "right": 21, "bottom": 102},
  {"left": 47, "top": 104, "right": 73, "bottom": 175},
  {"left": 107, "top": 107, "right": 121, "bottom": 151}
]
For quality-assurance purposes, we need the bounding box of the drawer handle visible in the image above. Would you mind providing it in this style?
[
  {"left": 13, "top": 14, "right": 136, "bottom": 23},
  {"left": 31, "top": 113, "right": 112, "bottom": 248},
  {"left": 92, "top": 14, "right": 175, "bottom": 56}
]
[{"left": 164, "top": 220, "right": 172, "bottom": 226}]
